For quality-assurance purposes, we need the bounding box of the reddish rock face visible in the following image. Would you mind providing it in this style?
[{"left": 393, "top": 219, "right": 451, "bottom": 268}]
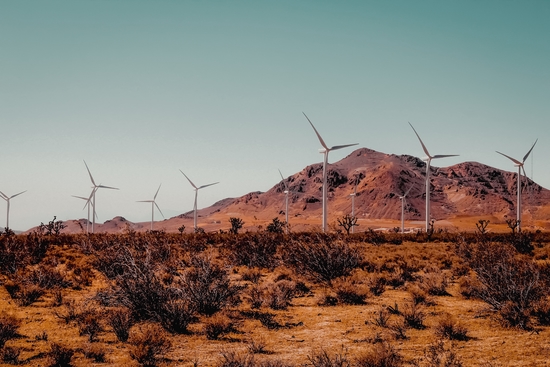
[{"left": 212, "top": 147, "right": 550, "bottom": 224}]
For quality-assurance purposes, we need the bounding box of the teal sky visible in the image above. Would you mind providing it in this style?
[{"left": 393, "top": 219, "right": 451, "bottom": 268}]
[{"left": 1, "top": 0, "right": 549, "bottom": 231}]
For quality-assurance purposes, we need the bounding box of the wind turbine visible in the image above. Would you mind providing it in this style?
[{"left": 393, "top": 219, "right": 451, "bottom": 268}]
[
  {"left": 83, "top": 160, "right": 119, "bottom": 233},
  {"left": 0, "top": 190, "right": 26, "bottom": 229},
  {"left": 304, "top": 113, "right": 358, "bottom": 232},
  {"left": 180, "top": 171, "right": 219, "bottom": 231},
  {"left": 496, "top": 139, "right": 537, "bottom": 232},
  {"left": 137, "top": 184, "right": 164, "bottom": 231},
  {"left": 349, "top": 178, "right": 359, "bottom": 234},
  {"left": 408, "top": 122, "right": 458, "bottom": 232},
  {"left": 397, "top": 185, "right": 414, "bottom": 234},
  {"left": 72, "top": 188, "right": 97, "bottom": 234},
  {"left": 278, "top": 169, "right": 290, "bottom": 233}
]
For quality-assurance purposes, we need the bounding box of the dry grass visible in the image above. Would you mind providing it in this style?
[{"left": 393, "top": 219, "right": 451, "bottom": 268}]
[{"left": 0, "top": 231, "right": 550, "bottom": 366}]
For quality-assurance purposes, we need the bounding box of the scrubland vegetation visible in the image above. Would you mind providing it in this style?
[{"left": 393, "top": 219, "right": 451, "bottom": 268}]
[{"left": 1, "top": 225, "right": 550, "bottom": 366}]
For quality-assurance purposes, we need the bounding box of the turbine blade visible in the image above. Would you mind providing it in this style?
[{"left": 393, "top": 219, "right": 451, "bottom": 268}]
[
  {"left": 496, "top": 151, "right": 522, "bottom": 166},
  {"left": 523, "top": 139, "right": 538, "bottom": 163},
  {"left": 432, "top": 154, "right": 459, "bottom": 159},
  {"left": 303, "top": 112, "right": 329, "bottom": 150},
  {"left": 10, "top": 190, "right": 27, "bottom": 199},
  {"left": 408, "top": 122, "right": 431, "bottom": 158},
  {"left": 198, "top": 182, "right": 219, "bottom": 190},
  {"left": 330, "top": 143, "right": 358, "bottom": 151},
  {"left": 72, "top": 195, "right": 89, "bottom": 201},
  {"left": 154, "top": 184, "right": 162, "bottom": 200},
  {"left": 155, "top": 202, "right": 165, "bottom": 219},
  {"left": 404, "top": 184, "right": 414, "bottom": 197},
  {"left": 180, "top": 170, "right": 198, "bottom": 189},
  {"left": 98, "top": 185, "right": 119, "bottom": 190},
  {"left": 0, "top": 191, "right": 8, "bottom": 200},
  {"left": 83, "top": 160, "right": 96, "bottom": 186},
  {"left": 278, "top": 169, "right": 289, "bottom": 190},
  {"left": 137, "top": 200, "right": 154, "bottom": 203}
]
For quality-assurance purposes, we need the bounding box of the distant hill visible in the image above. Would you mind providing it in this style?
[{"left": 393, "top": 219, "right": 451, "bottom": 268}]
[{"left": 35, "top": 147, "right": 550, "bottom": 234}]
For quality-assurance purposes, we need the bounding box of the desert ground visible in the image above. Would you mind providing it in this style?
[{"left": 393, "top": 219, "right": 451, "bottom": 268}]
[{"left": 1, "top": 227, "right": 550, "bottom": 367}]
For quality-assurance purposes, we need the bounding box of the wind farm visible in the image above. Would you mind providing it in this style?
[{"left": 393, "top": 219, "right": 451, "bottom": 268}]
[{"left": 2, "top": 1, "right": 550, "bottom": 366}]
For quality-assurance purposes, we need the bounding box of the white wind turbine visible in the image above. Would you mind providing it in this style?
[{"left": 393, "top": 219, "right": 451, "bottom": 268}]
[
  {"left": 304, "top": 113, "right": 358, "bottom": 232},
  {"left": 137, "top": 184, "right": 164, "bottom": 231},
  {"left": 408, "top": 122, "right": 458, "bottom": 232},
  {"left": 278, "top": 169, "right": 290, "bottom": 233},
  {"left": 180, "top": 171, "right": 219, "bottom": 231},
  {"left": 83, "top": 160, "right": 119, "bottom": 233},
  {"left": 72, "top": 188, "right": 97, "bottom": 234},
  {"left": 496, "top": 139, "right": 537, "bottom": 232},
  {"left": 0, "top": 190, "right": 26, "bottom": 229},
  {"left": 397, "top": 185, "right": 414, "bottom": 234}
]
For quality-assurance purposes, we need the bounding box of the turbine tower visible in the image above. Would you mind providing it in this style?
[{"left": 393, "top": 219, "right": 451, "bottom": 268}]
[
  {"left": 304, "top": 113, "right": 358, "bottom": 232},
  {"left": 349, "top": 178, "right": 358, "bottom": 234},
  {"left": 278, "top": 169, "right": 290, "bottom": 233},
  {"left": 137, "top": 184, "right": 164, "bottom": 231},
  {"left": 0, "top": 190, "right": 26, "bottom": 229},
  {"left": 72, "top": 188, "right": 97, "bottom": 234},
  {"left": 397, "top": 185, "right": 413, "bottom": 234},
  {"left": 83, "top": 161, "right": 119, "bottom": 233},
  {"left": 496, "top": 139, "right": 537, "bottom": 232},
  {"left": 408, "top": 123, "right": 458, "bottom": 232},
  {"left": 180, "top": 170, "right": 219, "bottom": 231}
]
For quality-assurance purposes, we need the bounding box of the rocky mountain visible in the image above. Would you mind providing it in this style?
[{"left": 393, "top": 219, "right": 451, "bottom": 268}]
[
  {"left": 206, "top": 147, "right": 550, "bottom": 228},
  {"left": 43, "top": 147, "right": 550, "bottom": 234}
]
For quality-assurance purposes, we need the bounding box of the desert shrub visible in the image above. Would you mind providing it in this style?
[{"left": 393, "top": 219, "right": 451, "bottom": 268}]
[
  {"left": 372, "top": 307, "right": 391, "bottom": 328},
  {"left": 419, "top": 270, "right": 449, "bottom": 296},
  {"left": 433, "top": 314, "right": 469, "bottom": 341},
  {"left": 457, "top": 276, "right": 481, "bottom": 300},
  {"left": 307, "top": 347, "right": 350, "bottom": 367},
  {"left": 76, "top": 306, "right": 104, "bottom": 342},
  {"left": 388, "top": 321, "right": 408, "bottom": 340},
  {"left": 367, "top": 274, "right": 386, "bottom": 296},
  {"left": 355, "top": 342, "right": 403, "bottom": 367},
  {"left": 180, "top": 253, "right": 243, "bottom": 315},
  {"left": 54, "top": 299, "right": 82, "bottom": 324},
  {"left": 241, "top": 267, "right": 263, "bottom": 283},
  {"left": 157, "top": 299, "right": 196, "bottom": 334},
  {"left": 531, "top": 298, "right": 550, "bottom": 326},
  {"left": 498, "top": 301, "right": 531, "bottom": 329},
  {"left": 421, "top": 340, "right": 463, "bottom": 367},
  {"left": 83, "top": 343, "right": 107, "bottom": 363},
  {"left": 333, "top": 278, "right": 367, "bottom": 305},
  {"left": 108, "top": 307, "right": 135, "bottom": 342},
  {"left": 456, "top": 240, "right": 545, "bottom": 329},
  {"left": 26, "top": 264, "right": 69, "bottom": 289},
  {"left": 5, "top": 280, "right": 45, "bottom": 307},
  {"left": 247, "top": 284, "right": 265, "bottom": 309},
  {"left": 407, "top": 284, "right": 433, "bottom": 306},
  {"left": 1, "top": 346, "right": 21, "bottom": 365},
  {"left": 70, "top": 265, "right": 94, "bottom": 289},
  {"left": 227, "top": 233, "right": 280, "bottom": 269},
  {"left": 35, "top": 331, "right": 48, "bottom": 341},
  {"left": 51, "top": 288, "right": 63, "bottom": 307},
  {"left": 247, "top": 336, "right": 270, "bottom": 354},
  {"left": 46, "top": 342, "right": 74, "bottom": 367},
  {"left": 241, "top": 310, "right": 281, "bottom": 330},
  {"left": 318, "top": 293, "right": 339, "bottom": 307},
  {"left": 264, "top": 280, "right": 296, "bottom": 310},
  {"left": 129, "top": 323, "right": 172, "bottom": 367},
  {"left": 217, "top": 349, "right": 256, "bottom": 367},
  {"left": 204, "top": 313, "right": 237, "bottom": 340},
  {"left": 0, "top": 313, "right": 20, "bottom": 349},
  {"left": 283, "top": 237, "right": 362, "bottom": 284},
  {"left": 402, "top": 302, "right": 425, "bottom": 329}
]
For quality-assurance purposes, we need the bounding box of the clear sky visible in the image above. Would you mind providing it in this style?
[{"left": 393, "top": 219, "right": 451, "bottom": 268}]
[{"left": 1, "top": 0, "right": 549, "bottom": 231}]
